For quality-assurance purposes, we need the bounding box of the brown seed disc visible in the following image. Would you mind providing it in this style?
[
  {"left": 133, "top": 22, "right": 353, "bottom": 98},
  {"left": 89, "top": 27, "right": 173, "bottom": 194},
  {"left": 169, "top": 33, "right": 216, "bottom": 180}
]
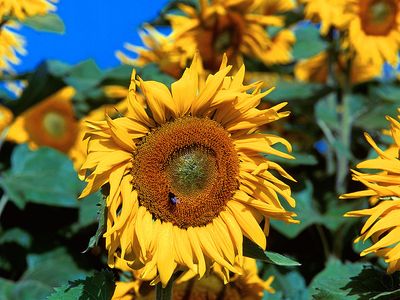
[
  {"left": 360, "top": 0, "right": 397, "bottom": 36},
  {"left": 131, "top": 117, "right": 240, "bottom": 228}
]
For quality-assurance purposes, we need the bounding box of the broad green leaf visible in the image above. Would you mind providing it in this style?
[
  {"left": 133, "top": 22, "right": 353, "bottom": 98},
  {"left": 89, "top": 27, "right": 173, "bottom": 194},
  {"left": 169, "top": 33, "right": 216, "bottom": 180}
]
[
  {"left": 271, "top": 181, "right": 321, "bottom": 238},
  {"left": 22, "top": 248, "right": 88, "bottom": 287},
  {"left": 0, "top": 145, "right": 81, "bottom": 209},
  {"left": 355, "top": 103, "right": 398, "bottom": 130},
  {"left": 47, "top": 270, "right": 115, "bottom": 300},
  {"left": 309, "top": 258, "right": 367, "bottom": 299},
  {"left": 243, "top": 237, "right": 300, "bottom": 266},
  {"left": 138, "top": 63, "right": 175, "bottom": 86},
  {"left": 263, "top": 266, "right": 309, "bottom": 300},
  {"left": 65, "top": 60, "right": 103, "bottom": 92},
  {"left": 267, "top": 80, "right": 328, "bottom": 102},
  {"left": 292, "top": 25, "right": 328, "bottom": 59},
  {"left": 0, "top": 228, "right": 32, "bottom": 248},
  {"left": 77, "top": 191, "right": 102, "bottom": 229},
  {"left": 369, "top": 83, "right": 400, "bottom": 103},
  {"left": 22, "top": 13, "right": 65, "bottom": 34},
  {"left": 84, "top": 195, "right": 107, "bottom": 252},
  {"left": 10, "top": 280, "right": 53, "bottom": 300},
  {"left": 315, "top": 94, "right": 339, "bottom": 130}
]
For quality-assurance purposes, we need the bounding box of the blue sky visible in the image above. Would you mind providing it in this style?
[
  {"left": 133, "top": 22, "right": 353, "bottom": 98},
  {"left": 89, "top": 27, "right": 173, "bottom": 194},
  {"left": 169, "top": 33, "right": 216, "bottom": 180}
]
[{"left": 15, "top": 1, "right": 169, "bottom": 72}]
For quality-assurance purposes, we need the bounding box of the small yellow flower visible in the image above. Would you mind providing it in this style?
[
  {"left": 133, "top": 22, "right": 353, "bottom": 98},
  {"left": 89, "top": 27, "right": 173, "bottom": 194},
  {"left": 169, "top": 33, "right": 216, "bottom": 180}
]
[
  {"left": 112, "top": 258, "right": 274, "bottom": 300},
  {"left": 0, "top": 0, "right": 57, "bottom": 20},
  {"left": 341, "top": 112, "right": 400, "bottom": 273},
  {"left": 169, "top": 0, "right": 295, "bottom": 72},
  {"left": 116, "top": 25, "right": 193, "bottom": 79},
  {"left": 347, "top": 0, "right": 400, "bottom": 66},
  {"left": 0, "top": 24, "right": 26, "bottom": 74},
  {"left": 294, "top": 52, "right": 382, "bottom": 84},
  {"left": 0, "top": 104, "right": 13, "bottom": 133},
  {"left": 80, "top": 54, "right": 297, "bottom": 287},
  {"left": 301, "top": 0, "right": 351, "bottom": 35},
  {"left": 7, "top": 87, "right": 79, "bottom": 153}
]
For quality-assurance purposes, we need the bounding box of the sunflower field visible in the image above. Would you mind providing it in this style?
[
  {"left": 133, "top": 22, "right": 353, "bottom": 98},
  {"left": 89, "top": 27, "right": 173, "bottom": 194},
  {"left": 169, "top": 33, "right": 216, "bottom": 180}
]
[{"left": 2, "top": 0, "right": 400, "bottom": 299}]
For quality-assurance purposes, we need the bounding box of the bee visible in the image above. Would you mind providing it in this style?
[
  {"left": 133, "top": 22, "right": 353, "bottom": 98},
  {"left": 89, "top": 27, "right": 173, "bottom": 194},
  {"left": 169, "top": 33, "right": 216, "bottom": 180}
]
[{"left": 169, "top": 192, "right": 180, "bottom": 205}]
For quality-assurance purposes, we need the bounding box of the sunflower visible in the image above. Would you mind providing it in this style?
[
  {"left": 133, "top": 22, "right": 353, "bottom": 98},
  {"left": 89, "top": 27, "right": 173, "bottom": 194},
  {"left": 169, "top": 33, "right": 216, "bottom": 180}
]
[
  {"left": 341, "top": 113, "right": 400, "bottom": 273},
  {"left": 0, "top": 24, "right": 26, "bottom": 74},
  {"left": 79, "top": 54, "right": 297, "bottom": 287},
  {"left": 7, "top": 87, "right": 79, "bottom": 153},
  {"left": 0, "top": 104, "right": 13, "bottom": 133},
  {"left": 294, "top": 51, "right": 382, "bottom": 84},
  {"left": 112, "top": 258, "right": 274, "bottom": 300},
  {"left": 347, "top": 0, "right": 400, "bottom": 66},
  {"left": 168, "top": 0, "right": 295, "bottom": 72},
  {"left": 301, "top": 0, "right": 351, "bottom": 35},
  {"left": 116, "top": 25, "right": 194, "bottom": 79},
  {"left": 0, "top": 0, "right": 56, "bottom": 20}
]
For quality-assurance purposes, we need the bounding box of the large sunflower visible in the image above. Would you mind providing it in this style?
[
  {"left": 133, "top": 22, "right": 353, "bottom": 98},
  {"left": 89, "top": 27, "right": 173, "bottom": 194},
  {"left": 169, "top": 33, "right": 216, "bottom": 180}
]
[
  {"left": 0, "top": 0, "right": 56, "bottom": 20},
  {"left": 80, "top": 54, "right": 298, "bottom": 287},
  {"left": 112, "top": 258, "right": 274, "bottom": 300},
  {"left": 0, "top": 24, "right": 26, "bottom": 74},
  {"left": 347, "top": 0, "right": 400, "bottom": 66},
  {"left": 7, "top": 87, "right": 79, "bottom": 153},
  {"left": 341, "top": 113, "right": 400, "bottom": 273},
  {"left": 116, "top": 26, "right": 194, "bottom": 79},
  {"left": 168, "top": 0, "right": 295, "bottom": 72}
]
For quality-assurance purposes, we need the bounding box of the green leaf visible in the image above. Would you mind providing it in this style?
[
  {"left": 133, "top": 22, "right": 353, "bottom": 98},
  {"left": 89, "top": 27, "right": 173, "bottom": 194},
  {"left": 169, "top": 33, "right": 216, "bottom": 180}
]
[
  {"left": 138, "top": 63, "right": 175, "bottom": 87},
  {"left": 84, "top": 194, "right": 107, "bottom": 252},
  {"left": 0, "top": 228, "right": 32, "bottom": 248},
  {"left": 243, "top": 237, "right": 300, "bottom": 266},
  {"left": 22, "top": 13, "right": 65, "bottom": 34},
  {"left": 264, "top": 252, "right": 301, "bottom": 267},
  {"left": 315, "top": 94, "right": 339, "bottom": 130},
  {"left": 65, "top": 60, "right": 103, "bottom": 92},
  {"left": 271, "top": 181, "right": 321, "bottom": 238},
  {"left": 267, "top": 80, "right": 328, "bottom": 102},
  {"left": 369, "top": 83, "right": 400, "bottom": 104},
  {"left": 77, "top": 191, "right": 102, "bottom": 229},
  {"left": 263, "top": 266, "right": 309, "bottom": 300},
  {"left": 22, "top": 248, "right": 88, "bottom": 288},
  {"left": 309, "top": 258, "right": 367, "bottom": 299},
  {"left": 47, "top": 270, "right": 115, "bottom": 300},
  {"left": 0, "top": 145, "right": 81, "bottom": 209},
  {"left": 292, "top": 25, "right": 328, "bottom": 59},
  {"left": 355, "top": 103, "right": 399, "bottom": 130}
]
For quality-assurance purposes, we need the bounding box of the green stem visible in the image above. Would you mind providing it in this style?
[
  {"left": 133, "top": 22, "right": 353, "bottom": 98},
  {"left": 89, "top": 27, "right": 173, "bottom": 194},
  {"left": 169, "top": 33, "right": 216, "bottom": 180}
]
[
  {"left": 156, "top": 278, "right": 174, "bottom": 300},
  {"left": 316, "top": 224, "right": 330, "bottom": 260},
  {"left": 0, "top": 194, "right": 9, "bottom": 219}
]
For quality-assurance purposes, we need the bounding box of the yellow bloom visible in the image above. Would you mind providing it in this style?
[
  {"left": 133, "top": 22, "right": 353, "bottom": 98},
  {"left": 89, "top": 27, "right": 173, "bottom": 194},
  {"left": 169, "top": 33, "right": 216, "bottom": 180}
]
[
  {"left": 0, "top": 24, "right": 26, "bottom": 74},
  {"left": 7, "top": 87, "right": 79, "bottom": 153},
  {"left": 301, "top": 0, "right": 351, "bottom": 35},
  {"left": 341, "top": 113, "right": 400, "bottom": 273},
  {"left": 112, "top": 258, "right": 274, "bottom": 300},
  {"left": 0, "top": 0, "right": 57, "bottom": 20},
  {"left": 116, "top": 26, "right": 193, "bottom": 79},
  {"left": 294, "top": 52, "right": 382, "bottom": 84},
  {"left": 0, "top": 104, "right": 13, "bottom": 133},
  {"left": 80, "top": 54, "right": 297, "bottom": 287},
  {"left": 347, "top": 0, "right": 400, "bottom": 66},
  {"left": 169, "top": 0, "right": 295, "bottom": 72}
]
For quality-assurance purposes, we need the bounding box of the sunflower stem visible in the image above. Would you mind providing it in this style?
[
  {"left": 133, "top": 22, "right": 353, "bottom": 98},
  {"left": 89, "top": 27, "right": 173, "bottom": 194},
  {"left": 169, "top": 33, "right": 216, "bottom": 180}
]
[{"left": 156, "top": 278, "right": 174, "bottom": 300}]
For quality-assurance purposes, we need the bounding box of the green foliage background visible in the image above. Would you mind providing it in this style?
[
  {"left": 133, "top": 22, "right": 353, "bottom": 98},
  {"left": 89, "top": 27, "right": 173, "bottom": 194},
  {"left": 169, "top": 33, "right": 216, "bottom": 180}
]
[{"left": 2, "top": 1, "right": 400, "bottom": 299}]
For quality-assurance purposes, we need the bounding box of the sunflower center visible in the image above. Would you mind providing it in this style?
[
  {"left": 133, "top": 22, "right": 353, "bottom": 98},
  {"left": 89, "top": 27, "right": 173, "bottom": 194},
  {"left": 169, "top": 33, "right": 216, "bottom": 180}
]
[
  {"left": 167, "top": 148, "right": 216, "bottom": 197},
  {"left": 42, "top": 112, "right": 66, "bottom": 138},
  {"left": 132, "top": 117, "right": 239, "bottom": 228},
  {"left": 360, "top": 0, "right": 397, "bottom": 35}
]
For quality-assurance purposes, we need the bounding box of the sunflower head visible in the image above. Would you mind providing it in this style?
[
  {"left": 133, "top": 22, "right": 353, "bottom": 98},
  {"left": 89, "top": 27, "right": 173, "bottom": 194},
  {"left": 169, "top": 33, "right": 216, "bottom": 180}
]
[
  {"left": 0, "top": 24, "right": 26, "bottom": 75},
  {"left": 0, "top": 104, "right": 13, "bottom": 133},
  {"left": 7, "top": 87, "right": 79, "bottom": 153},
  {"left": 341, "top": 112, "right": 400, "bottom": 273},
  {"left": 169, "top": 0, "right": 293, "bottom": 72},
  {"left": 80, "top": 53, "right": 297, "bottom": 287}
]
